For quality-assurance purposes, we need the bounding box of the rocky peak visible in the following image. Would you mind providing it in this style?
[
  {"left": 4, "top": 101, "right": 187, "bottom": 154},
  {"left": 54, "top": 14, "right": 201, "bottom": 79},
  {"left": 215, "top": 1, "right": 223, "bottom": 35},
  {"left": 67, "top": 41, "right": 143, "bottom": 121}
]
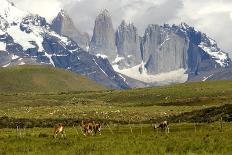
[
  {"left": 115, "top": 20, "right": 141, "bottom": 68},
  {"left": 59, "top": 9, "right": 65, "bottom": 17},
  {"left": 142, "top": 24, "right": 189, "bottom": 74},
  {"left": 51, "top": 9, "right": 90, "bottom": 50},
  {"left": 179, "top": 22, "right": 191, "bottom": 30},
  {"left": 97, "top": 9, "right": 111, "bottom": 19},
  {"left": 90, "top": 9, "right": 117, "bottom": 60},
  {"left": 172, "top": 22, "right": 231, "bottom": 68}
]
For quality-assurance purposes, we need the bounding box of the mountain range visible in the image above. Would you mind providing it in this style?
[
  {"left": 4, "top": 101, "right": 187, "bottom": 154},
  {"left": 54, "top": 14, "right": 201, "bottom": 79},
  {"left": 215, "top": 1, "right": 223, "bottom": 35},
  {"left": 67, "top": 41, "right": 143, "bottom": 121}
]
[
  {"left": 0, "top": 0, "right": 128, "bottom": 89},
  {"left": 0, "top": 0, "right": 231, "bottom": 89}
]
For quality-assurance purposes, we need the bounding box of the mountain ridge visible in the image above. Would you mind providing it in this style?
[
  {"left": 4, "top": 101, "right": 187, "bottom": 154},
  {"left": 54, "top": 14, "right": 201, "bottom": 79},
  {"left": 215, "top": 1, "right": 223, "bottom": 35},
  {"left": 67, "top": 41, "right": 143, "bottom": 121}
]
[
  {"left": 1, "top": 2, "right": 231, "bottom": 89},
  {"left": 0, "top": 0, "right": 129, "bottom": 89}
]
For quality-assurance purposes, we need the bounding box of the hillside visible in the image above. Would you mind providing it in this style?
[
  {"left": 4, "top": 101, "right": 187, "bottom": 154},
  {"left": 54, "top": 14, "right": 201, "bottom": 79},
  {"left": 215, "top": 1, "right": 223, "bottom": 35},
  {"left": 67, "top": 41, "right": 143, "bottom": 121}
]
[
  {"left": 1, "top": 80, "right": 232, "bottom": 125},
  {"left": 75, "top": 80, "right": 232, "bottom": 106},
  {"left": 0, "top": 65, "right": 107, "bottom": 93}
]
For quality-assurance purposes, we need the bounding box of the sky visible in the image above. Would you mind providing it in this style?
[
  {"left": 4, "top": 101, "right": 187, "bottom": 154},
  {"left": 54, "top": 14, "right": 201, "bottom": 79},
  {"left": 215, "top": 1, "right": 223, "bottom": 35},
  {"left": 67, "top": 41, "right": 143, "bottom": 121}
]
[{"left": 12, "top": 0, "right": 232, "bottom": 57}]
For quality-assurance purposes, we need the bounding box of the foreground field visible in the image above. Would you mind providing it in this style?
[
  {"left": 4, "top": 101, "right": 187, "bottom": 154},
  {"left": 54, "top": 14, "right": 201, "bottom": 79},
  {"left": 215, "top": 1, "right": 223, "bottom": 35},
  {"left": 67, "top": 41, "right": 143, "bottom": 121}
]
[
  {"left": 1, "top": 123, "right": 232, "bottom": 155},
  {"left": 1, "top": 80, "right": 232, "bottom": 154}
]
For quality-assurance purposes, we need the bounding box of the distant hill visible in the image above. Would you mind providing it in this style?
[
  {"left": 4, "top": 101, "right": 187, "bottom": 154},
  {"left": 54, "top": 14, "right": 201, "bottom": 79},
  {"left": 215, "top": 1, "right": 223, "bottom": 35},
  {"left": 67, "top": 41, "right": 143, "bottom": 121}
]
[{"left": 0, "top": 65, "right": 107, "bottom": 93}]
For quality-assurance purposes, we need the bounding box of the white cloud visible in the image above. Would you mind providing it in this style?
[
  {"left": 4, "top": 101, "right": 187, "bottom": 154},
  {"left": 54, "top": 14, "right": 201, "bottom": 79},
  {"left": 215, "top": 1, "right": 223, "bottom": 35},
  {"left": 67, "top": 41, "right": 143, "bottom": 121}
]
[{"left": 11, "top": 0, "right": 77, "bottom": 22}]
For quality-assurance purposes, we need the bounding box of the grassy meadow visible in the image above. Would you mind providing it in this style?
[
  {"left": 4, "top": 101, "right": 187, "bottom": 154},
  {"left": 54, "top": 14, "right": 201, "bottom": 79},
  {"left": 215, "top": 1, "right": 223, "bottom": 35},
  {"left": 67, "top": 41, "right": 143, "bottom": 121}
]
[
  {"left": 1, "top": 123, "right": 232, "bottom": 155},
  {"left": 1, "top": 66, "right": 232, "bottom": 154}
]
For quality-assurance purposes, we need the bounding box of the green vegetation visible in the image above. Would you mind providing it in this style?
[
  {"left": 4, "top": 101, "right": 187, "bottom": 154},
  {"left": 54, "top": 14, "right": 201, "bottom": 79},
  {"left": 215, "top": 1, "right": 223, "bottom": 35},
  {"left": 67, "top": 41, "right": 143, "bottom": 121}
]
[
  {"left": 0, "top": 65, "right": 107, "bottom": 93},
  {"left": 1, "top": 80, "right": 232, "bottom": 124},
  {"left": 0, "top": 71, "right": 232, "bottom": 154},
  {"left": 1, "top": 123, "right": 232, "bottom": 155}
]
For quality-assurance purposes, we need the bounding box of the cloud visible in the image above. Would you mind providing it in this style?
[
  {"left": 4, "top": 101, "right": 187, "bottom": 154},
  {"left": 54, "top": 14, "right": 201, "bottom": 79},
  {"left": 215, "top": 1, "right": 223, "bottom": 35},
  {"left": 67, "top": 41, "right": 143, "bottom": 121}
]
[
  {"left": 11, "top": 0, "right": 232, "bottom": 57},
  {"left": 172, "top": 0, "right": 232, "bottom": 56},
  {"left": 11, "top": 0, "right": 77, "bottom": 22},
  {"left": 65, "top": 0, "right": 183, "bottom": 36}
]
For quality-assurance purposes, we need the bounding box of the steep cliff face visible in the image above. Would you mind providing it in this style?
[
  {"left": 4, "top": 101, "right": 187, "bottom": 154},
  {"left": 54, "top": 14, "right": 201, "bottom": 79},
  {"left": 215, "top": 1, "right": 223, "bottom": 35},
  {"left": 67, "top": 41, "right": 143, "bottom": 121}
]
[
  {"left": 51, "top": 9, "right": 90, "bottom": 51},
  {"left": 142, "top": 24, "right": 189, "bottom": 74},
  {"left": 90, "top": 9, "right": 117, "bottom": 60},
  {"left": 88, "top": 10, "right": 231, "bottom": 86},
  {"left": 172, "top": 23, "right": 231, "bottom": 74},
  {"left": 115, "top": 20, "right": 141, "bottom": 69}
]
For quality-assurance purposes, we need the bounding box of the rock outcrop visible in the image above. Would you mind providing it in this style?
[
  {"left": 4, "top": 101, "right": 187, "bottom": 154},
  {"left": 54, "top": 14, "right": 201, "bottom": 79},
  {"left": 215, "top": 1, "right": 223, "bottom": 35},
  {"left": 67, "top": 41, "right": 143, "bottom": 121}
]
[
  {"left": 90, "top": 9, "right": 117, "bottom": 60},
  {"left": 88, "top": 10, "right": 231, "bottom": 87},
  {"left": 51, "top": 9, "right": 90, "bottom": 51},
  {"left": 115, "top": 20, "right": 141, "bottom": 69},
  {"left": 141, "top": 24, "right": 189, "bottom": 74}
]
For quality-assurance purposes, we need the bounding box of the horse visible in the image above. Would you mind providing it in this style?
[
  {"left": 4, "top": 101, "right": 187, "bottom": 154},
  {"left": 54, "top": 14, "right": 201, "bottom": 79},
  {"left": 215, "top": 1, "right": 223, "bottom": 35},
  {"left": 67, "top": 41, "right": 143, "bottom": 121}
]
[
  {"left": 53, "top": 123, "right": 65, "bottom": 138},
  {"left": 154, "top": 121, "right": 169, "bottom": 133}
]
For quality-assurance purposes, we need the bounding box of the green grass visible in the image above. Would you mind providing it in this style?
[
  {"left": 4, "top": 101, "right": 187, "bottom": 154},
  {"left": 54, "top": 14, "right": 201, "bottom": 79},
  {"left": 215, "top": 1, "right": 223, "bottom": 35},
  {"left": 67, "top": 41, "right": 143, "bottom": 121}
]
[
  {"left": 0, "top": 80, "right": 232, "bottom": 124},
  {"left": 1, "top": 123, "right": 232, "bottom": 155},
  {"left": 1, "top": 79, "right": 232, "bottom": 154},
  {"left": 0, "top": 65, "right": 107, "bottom": 93}
]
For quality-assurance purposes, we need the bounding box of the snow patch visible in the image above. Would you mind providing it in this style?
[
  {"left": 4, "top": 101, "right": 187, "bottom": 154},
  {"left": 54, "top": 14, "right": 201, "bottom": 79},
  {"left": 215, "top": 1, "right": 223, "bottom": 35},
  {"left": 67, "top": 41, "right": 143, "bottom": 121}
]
[
  {"left": 199, "top": 43, "right": 228, "bottom": 67},
  {"left": 113, "top": 55, "right": 125, "bottom": 64},
  {"left": 12, "top": 54, "right": 19, "bottom": 60},
  {"left": 202, "top": 74, "right": 214, "bottom": 82},
  {"left": 0, "top": 42, "right": 6, "bottom": 51},
  {"left": 118, "top": 74, "right": 127, "bottom": 83},
  {"left": 7, "top": 25, "right": 44, "bottom": 52},
  {"left": 44, "top": 52, "right": 55, "bottom": 67},
  {"left": 96, "top": 53, "right": 108, "bottom": 59},
  {"left": 19, "top": 62, "right": 25, "bottom": 65},
  {"left": 0, "top": 29, "right": 5, "bottom": 35},
  {"left": 93, "top": 58, "right": 108, "bottom": 77},
  {"left": 48, "top": 31, "right": 69, "bottom": 46},
  {"left": 2, "top": 62, "right": 10, "bottom": 67},
  {"left": 160, "top": 38, "right": 170, "bottom": 47},
  {"left": 0, "top": 0, "right": 29, "bottom": 24},
  {"left": 86, "top": 46, "right": 90, "bottom": 52},
  {"left": 113, "top": 62, "right": 188, "bottom": 84}
]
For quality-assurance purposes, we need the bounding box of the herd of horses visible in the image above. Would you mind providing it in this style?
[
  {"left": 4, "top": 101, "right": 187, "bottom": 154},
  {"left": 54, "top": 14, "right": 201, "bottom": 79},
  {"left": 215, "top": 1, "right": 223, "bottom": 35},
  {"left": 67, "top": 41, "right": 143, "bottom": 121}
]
[
  {"left": 53, "top": 120, "right": 102, "bottom": 138},
  {"left": 53, "top": 120, "right": 169, "bottom": 138}
]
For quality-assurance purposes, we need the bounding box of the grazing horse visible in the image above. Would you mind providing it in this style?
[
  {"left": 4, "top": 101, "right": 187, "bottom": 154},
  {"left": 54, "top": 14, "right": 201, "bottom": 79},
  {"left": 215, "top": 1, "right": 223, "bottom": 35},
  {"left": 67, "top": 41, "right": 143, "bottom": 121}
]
[
  {"left": 154, "top": 121, "right": 169, "bottom": 133},
  {"left": 93, "top": 122, "right": 101, "bottom": 135},
  {"left": 53, "top": 123, "right": 65, "bottom": 138},
  {"left": 81, "top": 121, "right": 102, "bottom": 136},
  {"left": 81, "top": 121, "right": 94, "bottom": 136}
]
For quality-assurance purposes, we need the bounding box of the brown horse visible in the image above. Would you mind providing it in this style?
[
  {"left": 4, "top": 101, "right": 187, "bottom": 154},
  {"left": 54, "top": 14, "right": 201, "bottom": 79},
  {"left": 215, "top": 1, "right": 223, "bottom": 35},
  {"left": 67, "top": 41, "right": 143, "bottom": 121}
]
[
  {"left": 93, "top": 122, "right": 101, "bottom": 135},
  {"left": 154, "top": 121, "right": 169, "bottom": 133},
  {"left": 81, "top": 121, "right": 102, "bottom": 136},
  {"left": 81, "top": 120, "right": 94, "bottom": 136},
  {"left": 53, "top": 123, "right": 65, "bottom": 138}
]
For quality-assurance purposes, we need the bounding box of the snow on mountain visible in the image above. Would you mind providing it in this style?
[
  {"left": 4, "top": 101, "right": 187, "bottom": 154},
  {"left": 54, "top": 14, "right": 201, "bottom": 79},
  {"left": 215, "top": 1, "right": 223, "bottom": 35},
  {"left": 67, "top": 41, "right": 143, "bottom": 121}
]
[
  {"left": 96, "top": 53, "right": 108, "bottom": 59},
  {"left": 7, "top": 25, "right": 44, "bottom": 51},
  {"left": 0, "top": 42, "right": 6, "bottom": 51},
  {"left": 179, "top": 22, "right": 230, "bottom": 68},
  {"left": 113, "top": 62, "right": 188, "bottom": 84},
  {"left": 0, "top": 0, "right": 129, "bottom": 89},
  {"left": 0, "top": 0, "right": 28, "bottom": 24},
  {"left": 199, "top": 35, "right": 229, "bottom": 67}
]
